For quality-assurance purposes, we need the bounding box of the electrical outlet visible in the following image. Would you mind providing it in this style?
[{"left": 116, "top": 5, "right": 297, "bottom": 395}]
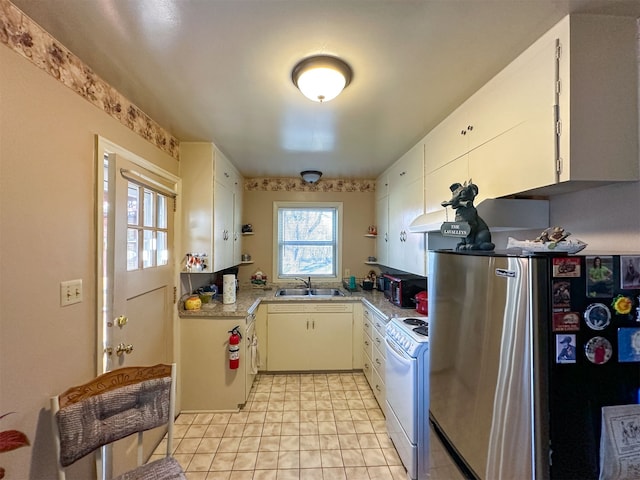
[
  {"left": 60, "top": 279, "right": 83, "bottom": 306},
  {"left": 344, "top": 269, "right": 350, "bottom": 278}
]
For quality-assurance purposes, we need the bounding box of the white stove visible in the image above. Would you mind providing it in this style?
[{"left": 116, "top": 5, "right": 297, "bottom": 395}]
[{"left": 385, "top": 316, "right": 430, "bottom": 479}]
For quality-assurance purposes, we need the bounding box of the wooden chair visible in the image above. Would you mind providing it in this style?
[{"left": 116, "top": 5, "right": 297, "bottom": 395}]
[{"left": 51, "top": 363, "right": 186, "bottom": 480}]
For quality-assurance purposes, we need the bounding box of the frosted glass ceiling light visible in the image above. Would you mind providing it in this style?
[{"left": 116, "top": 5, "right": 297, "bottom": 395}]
[
  {"left": 300, "top": 170, "right": 322, "bottom": 183},
  {"left": 292, "top": 55, "right": 352, "bottom": 103}
]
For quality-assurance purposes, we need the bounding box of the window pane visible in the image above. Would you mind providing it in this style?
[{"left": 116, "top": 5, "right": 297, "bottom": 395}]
[
  {"left": 281, "top": 209, "right": 334, "bottom": 241},
  {"left": 157, "top": 195, "right": 167, "bottom": 229},
  {"left": 127, "top": 228, "right": 138, "bottom": 271},
  {"left": 143, "top": 229, "right": 154, "bottom": 268},
  {"left": 281, "top": 245, "right": 334, "bottom": 275},
  {"left": 157, "top": 231, "right": 168, "bottom": 266},
  {"left": 278, "top": 206, "right": 337, "bottom": 277},
  {"left": 143, "top": 189, "right": 154, "bottom": 227},
  {"left": 127, "top": 184, "right": 139, "bottom": 226}
]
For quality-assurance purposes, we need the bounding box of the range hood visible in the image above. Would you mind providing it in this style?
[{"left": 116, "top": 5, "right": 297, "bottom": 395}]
[{"left": 408, "top": 198, "right": 549, "bottom": 233}]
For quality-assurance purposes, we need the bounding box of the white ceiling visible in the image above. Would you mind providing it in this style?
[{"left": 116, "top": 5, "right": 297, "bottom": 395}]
[{"left": 12, "top": 0, "right": 640, "bottom": 179}]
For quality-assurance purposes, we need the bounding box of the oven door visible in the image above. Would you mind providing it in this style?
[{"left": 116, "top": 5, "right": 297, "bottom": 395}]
[{"left": 385, "top": 336, "right": 418, "bottom": 442}]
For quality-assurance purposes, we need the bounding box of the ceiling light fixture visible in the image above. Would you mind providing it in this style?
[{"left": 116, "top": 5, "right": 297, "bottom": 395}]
[
  {"left": 300, "top": 170, "right": 323, "bottom": 184},
  {"left": 292, "top": 55, "right": 352, "bottom": 103}
]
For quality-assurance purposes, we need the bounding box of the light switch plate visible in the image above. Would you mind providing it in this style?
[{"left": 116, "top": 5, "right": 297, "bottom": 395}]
[{"left": 60, "top": 279, "right": 83, "bottom": 306}]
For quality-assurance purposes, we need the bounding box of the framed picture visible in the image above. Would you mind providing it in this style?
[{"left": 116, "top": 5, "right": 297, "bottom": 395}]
[
  {"left": 556, "top": 334, "right": 577, "bottom": 364},
  {"left": 618, "top": 328, "right": 640, "bottom": 363},
  {"left": 586, "top": 255, "right": 614, "bottom": 298},
  {"left": 620, "top": 256, "right": 640, "bottom": 289}
]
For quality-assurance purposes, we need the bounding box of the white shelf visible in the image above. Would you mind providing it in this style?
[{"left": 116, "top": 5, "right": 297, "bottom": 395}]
[
  {"left": 242, "top": 232, "right": 255, "bottom": 236},
  {"left": 364, "top": 234, "right": 377, "bottom": 238},
  {"left": 240, "top": 261, "right": 254, "bottom": 265},
  {"left": 364, "top": 261, "right": 377, "bottom": 265}
]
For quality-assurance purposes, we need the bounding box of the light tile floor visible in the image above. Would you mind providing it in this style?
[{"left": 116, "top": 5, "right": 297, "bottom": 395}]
[{"left": 151, "top": 372, "right": 465, "bottom": 480}]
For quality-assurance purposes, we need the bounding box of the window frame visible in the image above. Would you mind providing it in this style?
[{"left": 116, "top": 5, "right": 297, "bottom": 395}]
[{"left": 273, "top": 201, "right": 343, "bottom": 283}]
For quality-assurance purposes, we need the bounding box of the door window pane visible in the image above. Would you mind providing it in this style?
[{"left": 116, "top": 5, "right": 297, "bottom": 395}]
[
  {"left": 143, "top": 230, "right": 154, "bottom": 268},
  {"left": 127, "top": 185, "right": 139, "bottom": 226},
  {"left": 157, "top": 231, "right": 168, "bottom": 266},
  {"left": 157, "top": 195, "right": 167, "bottom": 229},
  {"left": 127, "top": 228, "right": 138, "bottom": 271},
  {"left": 143, "top": 188, "right": 154, "bottom": 227}
]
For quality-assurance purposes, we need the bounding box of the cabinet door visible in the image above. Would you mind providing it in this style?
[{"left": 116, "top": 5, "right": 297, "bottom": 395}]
[
  {"left": 424, "top": 157, "right": 470, "bottom": 216},
  {"left": 213, "top": 180, "right": 234, "bottom": 271},
  {"left": 375, "top": 195, "right": 389, "bottom": 267},
  {"left": 469, "top": 31, "right": 557, "bottom": 199},
  {"left": 424, "top": 104, "right": 470, "bottom": 175},
  {"left": 309, "top": 313, "right": 353, "bottom": 370},
  {"left": 267, "top": 313, "right": 310, "bottom": 371},
  {"left": 180, "top": 143, "right": 214, "bottom": 266},
  {"left": 232, "top": 176, "right": 243, "bottom": 266},
  {"left": 400, "top": 179, "right": 426, "bottom": 276}
]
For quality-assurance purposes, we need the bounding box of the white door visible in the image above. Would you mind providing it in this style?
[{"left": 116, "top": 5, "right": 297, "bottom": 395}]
[{"left": 98, "top": 140, "right": 178, "bottom": 478}]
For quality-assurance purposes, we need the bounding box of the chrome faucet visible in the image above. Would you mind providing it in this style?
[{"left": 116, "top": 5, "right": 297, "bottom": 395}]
[{"left": 295, "top": 277, "right": 311, "bottom": 289}]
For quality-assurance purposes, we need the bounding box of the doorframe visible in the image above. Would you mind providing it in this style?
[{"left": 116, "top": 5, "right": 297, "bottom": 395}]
[{"left": 95, "top": 135, "right": 182, "bottom": 376}]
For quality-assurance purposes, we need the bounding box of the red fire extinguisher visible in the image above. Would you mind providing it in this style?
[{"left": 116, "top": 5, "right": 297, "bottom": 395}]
[{"left": 228, "top": 326, "right": 242, "bottom": 369}]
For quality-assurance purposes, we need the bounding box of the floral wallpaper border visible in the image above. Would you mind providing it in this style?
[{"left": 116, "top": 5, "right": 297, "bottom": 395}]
[
  {"left": 245, "top": 177, "right": 375, "bottom": 193},
  {"left": 0, "top": 0, "right": 180, "bottom": 161}
]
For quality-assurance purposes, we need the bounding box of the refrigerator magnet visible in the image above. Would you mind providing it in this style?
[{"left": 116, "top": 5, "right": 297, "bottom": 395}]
[
  {"left": 553, "top": 257, "right": 581, "bottom": 278},
  {"left": 553, "top": 312, "right": 580, "bottom": 332},
  {"left": 620, "top": 255, "right": 640, "bottom": 289},
  {"left": 611, "top": 294, "right": 633, "bottom": 316},
  {"left": 584, "top": 336, "right": 613, "bottom": 365},
  {"left": 586, "top": 255, "right": 614, "bottom": 298},
  {"left": 584, "top": 303, "right": 611, "bottom": 330},
  {"left": 552, "top": 280, "right": 571, "bottom": 308},
  {"left": 556, "top": 334, "right": 577, "bottom": 363},
  {"left": 617, "top": 328, "right": 640, "bottom": 362}
]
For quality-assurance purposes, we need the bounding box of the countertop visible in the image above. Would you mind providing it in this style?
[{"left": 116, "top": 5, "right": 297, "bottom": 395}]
[{"left": 178, "top": 285, "right": 425, "bottom": 321}]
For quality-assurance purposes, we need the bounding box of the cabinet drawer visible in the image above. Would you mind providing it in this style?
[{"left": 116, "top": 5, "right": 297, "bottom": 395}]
[
  {"left": 363, "top": 351, "right": 373, "bottom": 385},
  {"left": 363, "top": 315, "right": 372, "bottom": 338},
  {"left": 372, "top": 329, "right": 385, "bottom": 358},
  {"left": 267, "top": 303, "right": 353, "bottom": 313},
  {"left": 363, "top": 332, "right": 372, "bottom": 360},
  {"left": 371, "top": 368, "right": 386, "bottom": 413},
  {"left": 372, "top": 314, "right": 387, "bottom": 336},
  {"left": 372, "top": 345, "right": 385, "bottom": 382}
]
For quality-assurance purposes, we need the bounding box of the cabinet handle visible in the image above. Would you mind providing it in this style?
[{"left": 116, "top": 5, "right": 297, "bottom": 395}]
[
  {"left": 307, "top": 320, "right": 309, "bottom": 329},
  {"left": 375, "top": 338, "right": 381, "bottom": 345},
  {"left": 375, "top": 358, "right": 382, "bottom": 366},
  {"left": 467, "top": 125, "right": 474, "bottom": 131},
  {"left": 461, "top": 129, "right": 467, "bottom": 135},
  {"left": 384, "top": 233, "right": 388, "bottom": 242},
  {"left": 364, "top": 340, "right": 370, "bottom": 346},
  {"left": 312, "top": 320, "right": 315, "bottom": 329},
  {"left": 375, "top": 384, "right": 382, "bottom": 392}
]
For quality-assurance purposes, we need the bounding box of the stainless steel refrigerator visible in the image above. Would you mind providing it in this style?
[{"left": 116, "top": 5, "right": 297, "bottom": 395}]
[{"left": 428, "top": 250, "right": 640, "bottom": 480}]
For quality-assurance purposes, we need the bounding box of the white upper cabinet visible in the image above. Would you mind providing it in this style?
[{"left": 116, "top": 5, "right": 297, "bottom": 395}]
[
  {"left": 180, "top": 142, "right": 243, "bottom": 272},
  {"left": 421, "top": 14, "right": 638, "bottom": 225},
  {"left": 380, "top": 142, "right": 426, "bottom": 276}
]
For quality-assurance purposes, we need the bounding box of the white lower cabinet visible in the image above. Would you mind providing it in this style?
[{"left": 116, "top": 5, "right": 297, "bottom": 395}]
[
  {"left": 266, "top": 303, "right": 354, "bottom": 371},
  {"left": 180, "top": 317, "right": 251, "bottom": 411},
  {"left": 362, "top": 304, "right": 388, "bottom": 413}
]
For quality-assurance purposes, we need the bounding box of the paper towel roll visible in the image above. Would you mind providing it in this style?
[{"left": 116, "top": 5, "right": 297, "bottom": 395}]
[{"left": 223, "top": 274, "right": 236, "bottom": 304}]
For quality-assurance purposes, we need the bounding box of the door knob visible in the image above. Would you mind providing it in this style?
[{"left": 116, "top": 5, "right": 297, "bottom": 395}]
[{"left": 115, "top": 315, "right": 128, "bottom": 328}]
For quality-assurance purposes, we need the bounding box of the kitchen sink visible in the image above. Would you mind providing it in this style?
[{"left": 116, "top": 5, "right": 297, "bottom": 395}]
[
  {"left": 310, "top": 288, "right": 345, "bottom": 297},
  {"left": 274, "top": 288, "right": 345, "bottom": 297},
  {"left": 274, "top": 288, "right": 310, "bottom": 297}
]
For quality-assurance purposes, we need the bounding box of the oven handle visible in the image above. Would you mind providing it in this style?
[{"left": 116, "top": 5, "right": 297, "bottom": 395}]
[{"left": 385, "top": 337, "right": 413, "bottom": 364}]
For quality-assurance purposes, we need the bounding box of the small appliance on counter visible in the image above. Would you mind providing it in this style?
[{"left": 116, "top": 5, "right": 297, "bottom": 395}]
[
  {"left": 383, "top": 273, "right": 427, "bottom": 308},
  {"left": 413, "top": 290, "right": 428, "bottom": 315}
]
